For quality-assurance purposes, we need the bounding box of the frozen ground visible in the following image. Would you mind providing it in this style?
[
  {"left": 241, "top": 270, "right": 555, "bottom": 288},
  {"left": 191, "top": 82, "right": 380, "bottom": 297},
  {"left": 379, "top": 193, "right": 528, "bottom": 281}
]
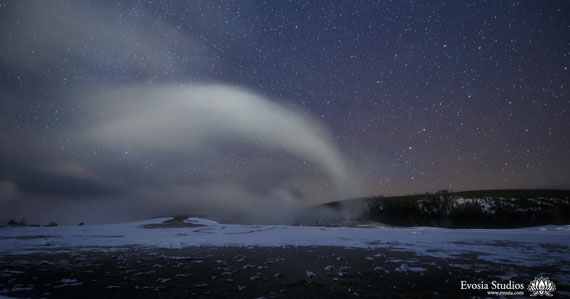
[
  {"left": 1, "top": 217, "right": 569, "bottom": 298},
  {"left": 2, "top": 217, "right": 569, "bottom": 266}
]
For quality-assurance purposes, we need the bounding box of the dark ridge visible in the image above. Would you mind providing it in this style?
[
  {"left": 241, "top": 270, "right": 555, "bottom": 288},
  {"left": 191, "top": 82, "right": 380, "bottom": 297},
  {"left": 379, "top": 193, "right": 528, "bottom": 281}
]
[{"left": 321, "top": 189, "right": 570, "bottom": 229}]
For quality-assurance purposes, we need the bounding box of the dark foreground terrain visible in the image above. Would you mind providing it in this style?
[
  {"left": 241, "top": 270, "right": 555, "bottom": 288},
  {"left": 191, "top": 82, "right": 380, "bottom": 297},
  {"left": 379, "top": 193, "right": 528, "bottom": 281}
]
[{"left": 1, "top": 245, "right": 567, "bottom": 298}]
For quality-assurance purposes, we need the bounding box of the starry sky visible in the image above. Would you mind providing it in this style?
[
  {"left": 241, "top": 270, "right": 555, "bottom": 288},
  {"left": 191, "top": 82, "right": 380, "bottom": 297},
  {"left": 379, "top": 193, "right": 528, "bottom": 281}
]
[{"left": 1, "top": 1, "right": 569, "bottom": 224}]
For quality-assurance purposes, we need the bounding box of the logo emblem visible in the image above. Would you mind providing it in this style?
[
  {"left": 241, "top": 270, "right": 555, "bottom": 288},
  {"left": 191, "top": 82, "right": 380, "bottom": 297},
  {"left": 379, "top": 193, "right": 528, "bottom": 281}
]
[{"left": 527, "top": 277, "right": 556, "bottom": 297}]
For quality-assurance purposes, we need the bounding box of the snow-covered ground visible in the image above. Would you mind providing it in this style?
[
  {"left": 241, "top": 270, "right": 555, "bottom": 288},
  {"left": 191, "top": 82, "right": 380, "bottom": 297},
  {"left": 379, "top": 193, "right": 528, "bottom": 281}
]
[{"left": 1, "top": 217, "right": 569, "bottom": 268}]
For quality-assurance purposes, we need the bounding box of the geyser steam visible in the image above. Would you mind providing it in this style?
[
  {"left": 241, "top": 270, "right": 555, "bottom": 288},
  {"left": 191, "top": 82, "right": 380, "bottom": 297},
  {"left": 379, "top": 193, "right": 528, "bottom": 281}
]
[
  {"left": 81, "top": 84, "right": 355, "bottom": 223},
  {"left": 0, "top": 1, "right": 359, "bottom": 225},
  {"left": 0, "top": 84, "right": 357, "bottom": 224}
]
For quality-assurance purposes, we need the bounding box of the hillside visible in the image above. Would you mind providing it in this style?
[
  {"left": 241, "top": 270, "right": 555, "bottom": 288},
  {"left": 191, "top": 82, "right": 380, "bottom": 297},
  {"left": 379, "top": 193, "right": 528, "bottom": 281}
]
[{"left": 323, "top": 189, "right": 570, "bottom": 228}]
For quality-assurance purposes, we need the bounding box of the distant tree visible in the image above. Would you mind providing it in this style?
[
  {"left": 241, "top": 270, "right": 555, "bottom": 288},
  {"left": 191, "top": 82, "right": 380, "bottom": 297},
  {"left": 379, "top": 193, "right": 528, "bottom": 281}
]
[
  {"left": 46, "top": 222, "right": 58, "bottom": 227},
  {"left": 79, "top": 222, "right": 85, "bottom": 226}
]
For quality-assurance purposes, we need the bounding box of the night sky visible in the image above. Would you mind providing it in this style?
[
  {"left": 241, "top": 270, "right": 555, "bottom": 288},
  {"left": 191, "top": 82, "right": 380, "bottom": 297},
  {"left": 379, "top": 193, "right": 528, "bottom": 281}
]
[{"left": 1, "top": 1, "right": 569, "bottom": 224}]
